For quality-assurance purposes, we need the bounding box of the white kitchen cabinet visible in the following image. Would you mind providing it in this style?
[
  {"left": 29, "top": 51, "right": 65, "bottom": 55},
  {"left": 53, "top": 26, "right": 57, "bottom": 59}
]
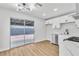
[
  {"left": 45, "top": 20, "right": 52, "bottom": 24},
  {"left": 55, "top": 24, "right": 60, "bottom": 29},
  {"left": 59, "top": 35, "right": 79, "bottom": 56},
  {"left": 45, "top": 15, "right": 75, "bottom": 29},
  {"left": 64, "top": 16, "right": 75, "bottom": 23},
  {"left": 64, "top": 41, "right": 79, "bottom": 56},
  {"left": 75, "top": 20, "right": 79, "bottom": 27},
  {"left": 59, "top": 43, "right": 72, "bottom": 56},
  {"left": 52, "top": 24, "right": 60, "bottom": 29},
  {"left": 58, "top": 35, "right": 72, "bottom": 56}
]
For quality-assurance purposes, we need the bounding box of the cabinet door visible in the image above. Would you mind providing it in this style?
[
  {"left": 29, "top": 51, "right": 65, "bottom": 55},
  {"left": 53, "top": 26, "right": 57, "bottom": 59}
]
[
  {"left": 59, "top": 43, "right": 72, "bottom": 56},
  {"left": 64, "top": 41, "right": 79, "bottom": 56}
]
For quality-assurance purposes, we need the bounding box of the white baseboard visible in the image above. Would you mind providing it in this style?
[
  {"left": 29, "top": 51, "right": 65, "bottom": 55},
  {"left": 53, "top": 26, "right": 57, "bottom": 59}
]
[
  {"left": 0, "top": 48, "right": 9, "bottom": 52},
  {"left": 34, "top": 39, "right": 48, "bottom": 43},
  {"left": 0, "top": 39, "right": 48, "bottom": 52}
]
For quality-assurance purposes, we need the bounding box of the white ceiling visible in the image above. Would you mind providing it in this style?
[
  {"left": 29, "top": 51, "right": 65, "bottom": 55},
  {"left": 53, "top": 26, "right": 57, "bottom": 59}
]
[{"left": 0, "top": 3, "right": 76, "bottom": 20}]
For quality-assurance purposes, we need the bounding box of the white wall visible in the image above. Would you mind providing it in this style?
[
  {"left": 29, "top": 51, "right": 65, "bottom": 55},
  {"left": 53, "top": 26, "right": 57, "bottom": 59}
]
[
  {"left": 0, "top": 8, "right": 46, "bottom": 51},
  {"left": 34, "top": 18, "right": 47, "bottom": 42},
  {"left": 46, "top": 15, "right": 79, "bottom": 41}
]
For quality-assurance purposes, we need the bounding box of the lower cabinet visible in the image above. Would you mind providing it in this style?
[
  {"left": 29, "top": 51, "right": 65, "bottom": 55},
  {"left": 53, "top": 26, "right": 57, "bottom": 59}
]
[
  {"left": 59, "top": 43, "right": 72, "bottom": 56},
  {"left": 59, "top": 39, "right": 79, "bottom": 56}
]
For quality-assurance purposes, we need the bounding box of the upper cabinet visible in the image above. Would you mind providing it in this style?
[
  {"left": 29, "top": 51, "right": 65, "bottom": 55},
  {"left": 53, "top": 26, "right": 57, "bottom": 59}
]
[
  {"left": 64, "top": 16, "right": 75, "bottom": 23},
  {"left": 75, "top": 20, "right": 79, "bottom": 27},
  {"left": 45, "top": 20, "right": 52, "bottom": 24},
  {"left": 45, "top": 13, "right": 76, "bottom": 29},
  {"left": 52, "top": 24, "right": 60, "bottom": 29}
]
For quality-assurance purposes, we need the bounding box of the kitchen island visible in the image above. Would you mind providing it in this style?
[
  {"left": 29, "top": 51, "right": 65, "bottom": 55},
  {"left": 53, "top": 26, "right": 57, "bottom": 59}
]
[{"left": 59, "top": 35, "right": 79, "bottom": 56}]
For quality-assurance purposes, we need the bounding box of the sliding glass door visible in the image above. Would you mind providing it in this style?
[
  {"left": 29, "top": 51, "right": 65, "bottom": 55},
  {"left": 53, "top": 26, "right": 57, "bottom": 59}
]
[
  {"left": 25, "top": 20, "right": 34, "bottom": 44},
  {"left": 10, "top": 18, "right": 34, "bottom": 48},
  {"left": 10, "top": 18, "right": 25, "bottom": 48}
]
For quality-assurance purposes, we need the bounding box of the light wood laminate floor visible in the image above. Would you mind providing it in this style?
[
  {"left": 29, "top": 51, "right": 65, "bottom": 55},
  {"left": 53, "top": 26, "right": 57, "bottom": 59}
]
[{"left": 0, "top": 40, "right": 59, "bottom": 56}]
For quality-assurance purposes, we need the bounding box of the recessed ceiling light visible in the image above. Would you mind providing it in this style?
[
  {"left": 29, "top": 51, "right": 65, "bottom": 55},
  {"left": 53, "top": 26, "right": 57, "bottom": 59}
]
[
  {"left": 43, "top": 13, "right": 46, "bottom": 16},
  {"left": 53, "top": 8, "right": 58, "bottom": 11}
]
